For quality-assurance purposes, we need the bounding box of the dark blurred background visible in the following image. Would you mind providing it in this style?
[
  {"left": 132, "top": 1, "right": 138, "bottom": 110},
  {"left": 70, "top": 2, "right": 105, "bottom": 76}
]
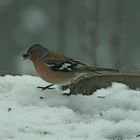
[{"left": 1, "top": 0, "right": 140, "bottom": 75}]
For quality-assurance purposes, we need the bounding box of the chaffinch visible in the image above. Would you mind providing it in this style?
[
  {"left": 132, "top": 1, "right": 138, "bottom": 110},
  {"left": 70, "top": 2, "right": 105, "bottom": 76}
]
[{"left": 23, "top": 44, "right": 119, "bottom": 90}]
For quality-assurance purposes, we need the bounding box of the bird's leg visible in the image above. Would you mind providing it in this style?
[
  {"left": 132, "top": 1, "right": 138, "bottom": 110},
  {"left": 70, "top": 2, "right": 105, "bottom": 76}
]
[
  {"left": 37, "top": 84, "right": 54, "bottom": 90},
  {"left": 61, "top": 85, "right": 69, "bottom": 91},
  {"left": 61, "top": 85, "right": 72, "bottom": 96},
  {"left": 62, "top": 92, "right": 71, "bottom": 96}
]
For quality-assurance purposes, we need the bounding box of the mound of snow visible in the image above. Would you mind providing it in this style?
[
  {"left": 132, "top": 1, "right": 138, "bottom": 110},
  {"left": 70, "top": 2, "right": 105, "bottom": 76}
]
[{"left": 0, "top": 75, "right": 140, "bottom": 140}]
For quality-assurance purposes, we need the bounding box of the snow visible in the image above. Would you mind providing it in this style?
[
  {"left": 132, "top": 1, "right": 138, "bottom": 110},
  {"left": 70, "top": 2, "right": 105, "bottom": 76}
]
[{"left": 0, "top": 75, "right": 140, "bottom": 140}]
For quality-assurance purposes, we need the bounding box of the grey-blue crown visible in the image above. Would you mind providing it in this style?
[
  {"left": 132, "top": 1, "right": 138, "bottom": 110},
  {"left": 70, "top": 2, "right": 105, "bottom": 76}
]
[{"left": 27, "top": 44, "right": 49, "bottom": 53}]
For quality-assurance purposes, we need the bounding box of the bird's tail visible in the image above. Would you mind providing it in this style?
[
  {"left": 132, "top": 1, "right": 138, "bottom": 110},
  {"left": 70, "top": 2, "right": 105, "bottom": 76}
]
[{"left": 94, "top": 67, "right": 119, "bottom": 72}]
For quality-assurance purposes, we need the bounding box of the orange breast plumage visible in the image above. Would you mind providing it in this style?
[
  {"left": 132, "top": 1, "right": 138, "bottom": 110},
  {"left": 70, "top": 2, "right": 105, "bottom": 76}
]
[{"left": 32, "top": 60, "right": 76, "bottom": 84}]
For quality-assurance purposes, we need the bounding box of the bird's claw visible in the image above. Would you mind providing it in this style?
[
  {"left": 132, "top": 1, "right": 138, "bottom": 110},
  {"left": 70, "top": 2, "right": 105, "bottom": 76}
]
[
  {"left": 62, "top": 93, "right": 71, "bottom": 96},
  {"left": 61, "top": 85, "right": 69, "bottom": 91},
  {"left": 37, "top": 84, "right": 54, "bottom": 90},
  {"left": 37, "top": 86, "right": 54, "bottom": 90}
]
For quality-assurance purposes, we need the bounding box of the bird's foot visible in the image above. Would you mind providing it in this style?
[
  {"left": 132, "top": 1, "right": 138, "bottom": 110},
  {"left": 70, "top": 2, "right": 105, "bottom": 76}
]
[
  {"left": 62, "top": 92, "right": 71, "bottom": 96},
  {"left": 61, "top": 85, "right": 69, "bottom": 91},
  {"left": 37, "top": 84, "right": 54, "bottom": 90}
]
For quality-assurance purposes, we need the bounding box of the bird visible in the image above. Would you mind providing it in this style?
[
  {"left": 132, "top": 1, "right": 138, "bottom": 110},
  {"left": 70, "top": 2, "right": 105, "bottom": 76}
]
[{"left": 22, "top": 44, "right": 119, "bottom": 90}]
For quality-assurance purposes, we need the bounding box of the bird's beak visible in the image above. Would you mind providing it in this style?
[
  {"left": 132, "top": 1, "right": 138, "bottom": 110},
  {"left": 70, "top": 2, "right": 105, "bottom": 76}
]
[{"left": 22, "top": 53, "right": 30, "bottom": 60}]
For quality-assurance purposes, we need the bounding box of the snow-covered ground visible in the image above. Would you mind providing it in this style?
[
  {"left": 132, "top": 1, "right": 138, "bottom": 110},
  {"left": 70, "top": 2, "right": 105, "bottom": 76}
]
[{"left": 0, "top": 75, "right": 140, "bottom": 140}]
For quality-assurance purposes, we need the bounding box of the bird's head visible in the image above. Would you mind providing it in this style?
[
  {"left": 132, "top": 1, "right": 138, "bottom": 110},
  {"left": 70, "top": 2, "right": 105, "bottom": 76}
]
[{"left": 22, "top": 44, "right": 49, "bottom": 61}]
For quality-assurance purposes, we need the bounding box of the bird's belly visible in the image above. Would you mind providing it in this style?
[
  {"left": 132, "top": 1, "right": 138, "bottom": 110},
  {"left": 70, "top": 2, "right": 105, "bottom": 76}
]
[{"left": 33, "top": 61, "right": 75, "bottom": 84}]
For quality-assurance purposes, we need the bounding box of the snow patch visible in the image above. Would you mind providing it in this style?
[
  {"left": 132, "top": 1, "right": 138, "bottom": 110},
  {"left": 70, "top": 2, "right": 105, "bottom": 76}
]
[{"left": 0, "top": 75, "right": 140, "bottom": 140}]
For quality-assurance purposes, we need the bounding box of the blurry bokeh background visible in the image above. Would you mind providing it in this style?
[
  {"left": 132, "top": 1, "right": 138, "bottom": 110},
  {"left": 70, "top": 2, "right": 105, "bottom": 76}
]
[{"left": 1, "top": 0, "right": 140, "bottom": 75}]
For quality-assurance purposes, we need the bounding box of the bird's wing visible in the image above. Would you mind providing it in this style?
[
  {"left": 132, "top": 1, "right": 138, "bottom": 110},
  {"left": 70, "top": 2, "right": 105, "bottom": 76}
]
[
  {"left": 45, "top": 58, "right": 89, "bottom": 72},
  {"left": 41, "top": 52, "right": 91, "bottom": 72},
  {"left": 93, "top": 67, "right": 119, "bottom": 72},
  {"left": 41, "top": 52, "right": 119, "bottom": 73}
]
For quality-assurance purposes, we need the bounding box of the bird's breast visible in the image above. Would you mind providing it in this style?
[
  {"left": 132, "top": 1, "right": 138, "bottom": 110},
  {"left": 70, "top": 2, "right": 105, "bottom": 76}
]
[{"left": 32, "top": 60, "right": 76, "bottom": 84}]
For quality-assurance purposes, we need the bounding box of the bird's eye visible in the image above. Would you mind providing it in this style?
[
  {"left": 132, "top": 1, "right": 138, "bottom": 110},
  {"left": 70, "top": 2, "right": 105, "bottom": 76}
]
[
  {"left": 29, "top": 50, "right": 38, "bottom": 55},
  {"left": 29, "top": 51, "right": 34, "bottom": 54}
]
